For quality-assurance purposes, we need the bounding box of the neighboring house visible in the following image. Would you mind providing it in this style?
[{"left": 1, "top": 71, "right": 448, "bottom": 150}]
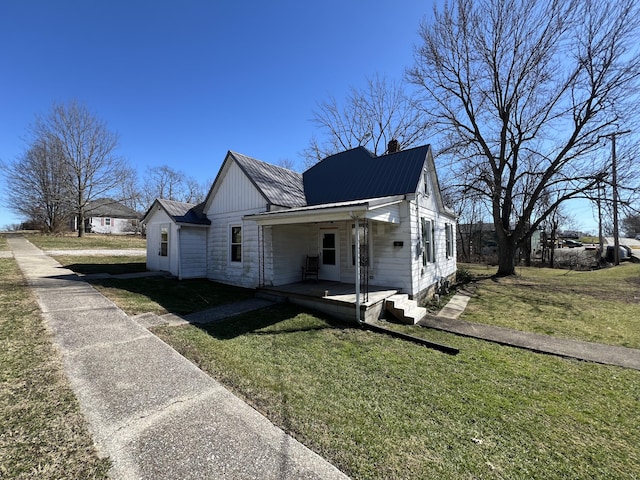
[
  {"left": 143, "top": 144, "right": 457, "bottom": 319},
  {"left": 73, "top": 198, "right": 141, "bottom": 234}
]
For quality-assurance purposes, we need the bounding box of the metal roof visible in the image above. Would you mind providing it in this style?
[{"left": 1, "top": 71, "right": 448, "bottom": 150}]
[
  {"left": 303, "top": 145, "right": 430, "bottom": 205},
  {"left": 230, "top": 152, "right": 306, "bottom": 208},
  {"left": 155, "top": 198, "right": 210, "bottom": 225}
]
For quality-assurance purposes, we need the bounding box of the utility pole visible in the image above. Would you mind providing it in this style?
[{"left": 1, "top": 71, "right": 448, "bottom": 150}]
[{"left": 606, "top": 130, "right": 631, "bottom": 265}]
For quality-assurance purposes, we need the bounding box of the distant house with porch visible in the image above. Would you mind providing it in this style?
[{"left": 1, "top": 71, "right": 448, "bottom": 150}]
[
  {"left": 142, "top": 144, "right": 457, "bottom": 323},
  {"left": 72, "top": 198, "right": 141, "bottom": 234}
]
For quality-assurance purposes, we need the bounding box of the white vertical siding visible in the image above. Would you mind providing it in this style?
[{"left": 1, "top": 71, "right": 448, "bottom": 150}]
[
  {"left": 205, "top": 159, "right": 270, "bottom": 288},
  {"left": 209, "top": 162, "right": 266, "bottom": 214}
]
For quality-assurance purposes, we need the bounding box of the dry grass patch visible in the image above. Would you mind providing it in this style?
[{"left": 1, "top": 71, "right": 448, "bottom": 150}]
[
  {"left": 26, "top": 233, "right": 145, "bottom": 250},
  {"left": 460, "top": 263, "right": 640, "bottom": 348},
  {"left": 0, "top": 258, "right": 110, "bottom": 479}
]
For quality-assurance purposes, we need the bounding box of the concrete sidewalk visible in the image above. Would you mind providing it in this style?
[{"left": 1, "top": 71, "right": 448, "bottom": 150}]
[
  {"left": 7, "top": 235, "right": 348, "bottom": 480},
  {"left": 425, "top": 291, "right": 640, "bottom": 370}
]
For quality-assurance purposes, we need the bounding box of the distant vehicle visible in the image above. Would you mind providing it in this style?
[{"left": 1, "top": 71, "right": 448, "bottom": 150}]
[
  {"left": 564, "top": 239, "right": 583, "bottom": 248},
  {"left": 635, "top": 234, "right": 640, "bottom": 240},
  {"left": 605, "top": 245, "right": 631, "bottom": 262},
  {"left": 481, "top": 240, "right": 498, "bottom": 256}
]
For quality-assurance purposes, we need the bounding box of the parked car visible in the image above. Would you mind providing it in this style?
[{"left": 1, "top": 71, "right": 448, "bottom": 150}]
[{"left": 563, "top": 239, "right": 583, "bottom": 248}]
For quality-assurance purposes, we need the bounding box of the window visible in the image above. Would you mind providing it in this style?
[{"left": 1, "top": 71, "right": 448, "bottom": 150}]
[
  {"left": 160, "top": 226, "right": 169, "bottom": 256},
  {"left": 321, "top": 232, "right": 336, "bottom": 265},
  {"left": 423, "top": 169, "right": 430, "bottom": 197},
  {"left": 231, "top": 226, "right": 242, "bottom": 262},
  {"left": 445, "top": 223, "right": 454, "bottom": 258},
  {"left": 421, "top": 218, "right": 434, "bottom": 265},
  {"left": 105, "top": 217, "right": 111, "bottom": 226}
]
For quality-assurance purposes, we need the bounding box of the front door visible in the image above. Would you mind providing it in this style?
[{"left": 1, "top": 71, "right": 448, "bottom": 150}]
[{"left": 319, "top": 229, "right": 340, "bottom": 281}]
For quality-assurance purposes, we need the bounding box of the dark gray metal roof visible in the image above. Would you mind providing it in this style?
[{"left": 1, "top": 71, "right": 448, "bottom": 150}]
[
  {"left": 303, "top": 145, "right": 430, "bottom": 206},
  {"left": 230, "top": 152, "right": 306, "bottom": 208},
  {"left": 86, "top": 198, "right": 141, "bottom": 219},
  {"left": 156, "top": 198, "right": 210, "bottom": 225}
]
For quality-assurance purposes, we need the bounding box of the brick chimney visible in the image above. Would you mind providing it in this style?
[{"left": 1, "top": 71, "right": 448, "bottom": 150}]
[{"left": 387, "top": 139, "right": 399, "bottom": 153}]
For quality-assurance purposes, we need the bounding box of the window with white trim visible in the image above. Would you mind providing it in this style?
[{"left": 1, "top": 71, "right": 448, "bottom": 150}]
[
  {"left": 445, "top": 223, "right": 453, "bottom": 258},
  {"left": 421, "top": 218, "right": 434, "bottom": 264},
  {"left": 230, "top": 225, "right": 242, "bottom": 262},
  {"left": 160, "top": 226, "right": 169, "bottom": 256}
]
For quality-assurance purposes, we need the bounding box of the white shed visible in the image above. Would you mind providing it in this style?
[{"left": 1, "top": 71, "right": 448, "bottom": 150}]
[{"left": 142, "top": 199, "right": 210, "bottom": 279}]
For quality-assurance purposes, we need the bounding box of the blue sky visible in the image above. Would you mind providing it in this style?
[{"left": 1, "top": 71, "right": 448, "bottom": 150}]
[{"left": 0, "top": 0, "right": 433, "bottom": 228}]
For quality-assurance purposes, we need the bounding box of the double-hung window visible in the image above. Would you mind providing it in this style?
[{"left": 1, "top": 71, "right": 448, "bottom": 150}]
[
  {"left": 160, "top": 226, "right": 169, "bottom": 256},
  {"left": 421, "top": 218, "right": 434, "bottom": 265},
  {"left": 445, "top": 223, "right": 454, "bottom": 258},
  {"left": 231, "top": 226, "right": 242, "bottom": 262}
]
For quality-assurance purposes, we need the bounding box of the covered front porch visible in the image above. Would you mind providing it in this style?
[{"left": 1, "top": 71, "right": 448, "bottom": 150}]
[{"left": 257, "top": 280, "right": 399, "bottom": 324}]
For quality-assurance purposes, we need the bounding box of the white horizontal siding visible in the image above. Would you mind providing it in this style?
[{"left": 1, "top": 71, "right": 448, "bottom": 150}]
[
  {"left": 271, "top": 224, "right": 315, "bottom": 285},
  {"left": 207, "top": 208, "right": 264, "bottom": 288}
]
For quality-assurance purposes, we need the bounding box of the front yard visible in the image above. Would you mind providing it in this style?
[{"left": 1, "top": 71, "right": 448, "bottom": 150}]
[
  {"left": 154, "top": 304, "right": 639, "bottom": 479},
  {"left": 3, "top": 232, "right": 639, "bottom": 479}
]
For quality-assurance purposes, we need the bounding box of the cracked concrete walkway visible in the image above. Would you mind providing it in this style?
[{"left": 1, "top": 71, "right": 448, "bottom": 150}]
[{"left": 7, "top": 235, "right": 348, "bottom": 480}]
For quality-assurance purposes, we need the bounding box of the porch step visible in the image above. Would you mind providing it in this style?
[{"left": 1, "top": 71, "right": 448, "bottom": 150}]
[{"left": 385, "top": 294, "right": 427, "bottom": 325}]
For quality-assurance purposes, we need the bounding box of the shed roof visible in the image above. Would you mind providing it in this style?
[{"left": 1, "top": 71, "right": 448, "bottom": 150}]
[
  {"left": 303, "top": 145, "right": 430, "bottom": 205},
  {"left": 143, "top": 198, "right": 210, "bottom": 225}
]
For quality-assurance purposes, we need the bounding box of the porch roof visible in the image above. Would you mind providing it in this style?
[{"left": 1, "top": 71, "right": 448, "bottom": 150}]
[{"left": 244, "top": 195, "right": 405, "bottom": 226}]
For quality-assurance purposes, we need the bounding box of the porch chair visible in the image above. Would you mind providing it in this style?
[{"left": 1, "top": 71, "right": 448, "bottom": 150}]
[{"left": 302, "top": 255, "right": 320, "bottom": 281}]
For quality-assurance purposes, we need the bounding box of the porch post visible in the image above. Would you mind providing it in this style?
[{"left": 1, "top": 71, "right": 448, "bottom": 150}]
[{"left": 354, "top": 216, "right": 361, "bottom": 323}]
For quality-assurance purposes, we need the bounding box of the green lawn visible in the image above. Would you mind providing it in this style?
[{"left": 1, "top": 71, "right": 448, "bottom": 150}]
[
  {"left": 89, "top": 277, "right": 255, "bottom": 315},
  {"left": 459, "top": 263, "right": 640, "bottom": 348},
  {"left": 0, "top": 258, "right": 110, "bottom": 479},
  {"left": 153, "top": 304, "right": 640, "bottom": 480},
  {"left": 0, "top": 234, "right": 8, "bottom": 250},
  {"left": 26, "top": 233, "right": 146, "bottom": 250}
]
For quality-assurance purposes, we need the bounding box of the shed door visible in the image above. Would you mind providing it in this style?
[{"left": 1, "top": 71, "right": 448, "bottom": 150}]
[
  {"left": 158, "top": 224, "right": 170, "bottom": 272},
  {"left": 319, "top": 229, "right": 340, "bottom": 281}
]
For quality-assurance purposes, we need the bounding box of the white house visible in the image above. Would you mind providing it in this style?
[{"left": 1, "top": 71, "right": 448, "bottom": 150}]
[
  {"left": 143, "top": 144, "right": 457, "bottom": 322},
  {"left": 74, "top": 198, "right": 141, "bottom": 234}
]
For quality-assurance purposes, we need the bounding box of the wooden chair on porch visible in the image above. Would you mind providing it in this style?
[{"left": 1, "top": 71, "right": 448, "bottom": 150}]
[{"left": 302, "top": 255, "right": 320, "bottom": 281}]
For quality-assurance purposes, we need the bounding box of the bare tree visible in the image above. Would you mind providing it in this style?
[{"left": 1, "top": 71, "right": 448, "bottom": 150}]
[
  {"left": 303, "top": 74, "right": 429, "bottom": 167},
  {"left": 31, "top": 101, "right": 128, "bottom": 237},
  {"left": 141, "top": 165, "right": 207, "bottom": 208},
  {"left": 1, "top": 138, "right": 72, "bottom": 233},
  {"left": 408, "top": 0, "right": 640, "bottom": 275}
]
